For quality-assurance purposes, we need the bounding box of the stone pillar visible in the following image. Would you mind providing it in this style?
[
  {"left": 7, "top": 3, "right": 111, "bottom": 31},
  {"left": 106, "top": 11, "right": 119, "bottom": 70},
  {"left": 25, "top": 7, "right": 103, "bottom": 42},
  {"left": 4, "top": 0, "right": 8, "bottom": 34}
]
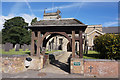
[
  {"left": 37, "top": 31, "right": 41, "bottom": 56},
  {"left": 79, "top": 31, "right": 83, "bottom": 58},
  {"left": 53, "top": 37, "right": 56, "bottom": 50},
  {"left": 70, "top": 58, "right": 84, "bottom": 74},
  {"left": 57, "top": 36, "right": 59, "bottom": 49},
  {"left": 52, "top": 39, "right": 54, "bottom": 50},
  {"left": 49, "top": 42, "right": 51, "bottom": 51},
  {"left": 72, "top": 31, "right": 75, "bottom": 58},
  {"left": 62, "top": 38, "right": 69, "bottom": 52},
  {"left": 31, "top": 31, "right": 35, "bottom": 56},
  {"left": 47, "top": 41, "right": 50, "bottom": 51},
  {"left": 77, "top": 42, "right": 79, "bottom": 52},
  {"left": 55, "top": 37, "right": 58, "bottom": 50}
]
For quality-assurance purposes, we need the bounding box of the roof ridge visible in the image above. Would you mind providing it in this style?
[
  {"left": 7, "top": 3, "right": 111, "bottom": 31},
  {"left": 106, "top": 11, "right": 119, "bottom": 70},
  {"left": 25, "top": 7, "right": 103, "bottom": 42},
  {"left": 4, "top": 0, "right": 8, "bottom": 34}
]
[{"left": 42, "top": 18, "right": 75, "bottom": 20}]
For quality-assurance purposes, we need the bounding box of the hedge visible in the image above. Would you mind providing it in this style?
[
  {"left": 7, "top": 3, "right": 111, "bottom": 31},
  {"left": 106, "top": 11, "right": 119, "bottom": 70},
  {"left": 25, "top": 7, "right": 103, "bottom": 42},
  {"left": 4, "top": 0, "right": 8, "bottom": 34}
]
[{"left": 94, "top": 33, "right": 120, "bottom": 59}]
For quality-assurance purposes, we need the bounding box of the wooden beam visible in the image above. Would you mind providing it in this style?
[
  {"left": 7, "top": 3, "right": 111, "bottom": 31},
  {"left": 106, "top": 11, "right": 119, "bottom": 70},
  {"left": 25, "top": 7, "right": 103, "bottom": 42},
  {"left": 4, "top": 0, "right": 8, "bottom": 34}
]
[
  {"left": 34, "top": 37, "right": 38, "bottom": 40},
  {"left": 79, "top": 30, "right": 83, "bottom": 58},
  {"left": 37, "top": 31, "right": 41, "bottom": 56},
  {"left": 72, "top": 31, "right": 75, "bottom": 58},
  {"left": 31, "top": 31, "right": 35, "bottom": 56}
]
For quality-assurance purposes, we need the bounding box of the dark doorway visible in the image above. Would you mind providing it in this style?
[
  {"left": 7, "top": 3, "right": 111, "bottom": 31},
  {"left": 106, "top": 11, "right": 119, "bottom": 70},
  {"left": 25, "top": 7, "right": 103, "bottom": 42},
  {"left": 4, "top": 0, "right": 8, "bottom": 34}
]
[{"left": 67, "top": 42, "right": 72, "bottom": 52}]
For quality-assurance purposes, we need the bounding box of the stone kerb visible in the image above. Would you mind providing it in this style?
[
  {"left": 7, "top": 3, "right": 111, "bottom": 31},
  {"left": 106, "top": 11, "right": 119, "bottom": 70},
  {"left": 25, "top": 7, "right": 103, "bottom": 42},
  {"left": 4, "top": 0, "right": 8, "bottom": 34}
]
[
  {"left": 49, "top": 51, "right": 65, "bottom": 60},
  {"left": 52, "top": 51, "right": 65, "bottom": 56}
]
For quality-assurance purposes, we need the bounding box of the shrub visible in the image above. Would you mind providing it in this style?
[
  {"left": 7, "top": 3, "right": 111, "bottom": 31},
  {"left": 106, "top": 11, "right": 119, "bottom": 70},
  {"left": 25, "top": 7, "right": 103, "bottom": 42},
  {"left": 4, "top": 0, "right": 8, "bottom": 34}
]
[{"left": 94, "top": 33, "right": 120, "bottom": 59}]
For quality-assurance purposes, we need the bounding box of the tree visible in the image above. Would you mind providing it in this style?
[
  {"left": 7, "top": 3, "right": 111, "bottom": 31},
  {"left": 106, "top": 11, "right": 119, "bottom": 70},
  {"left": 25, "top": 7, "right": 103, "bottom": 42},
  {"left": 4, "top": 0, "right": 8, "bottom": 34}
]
[
  {"left": 94, "top": 34, "right": 120, "bottom": 59},
  {"left": 3, "top": 17, "right": 28, "bottom": 29},
  {"left": 2, "top": 17, "right": 31, "bottom": 46},
  {"left": 31, "top": 17, "right": 37, "bottom": 25},
  {"left": 0, "top": 31, "right": 2, "bottom": 44}
]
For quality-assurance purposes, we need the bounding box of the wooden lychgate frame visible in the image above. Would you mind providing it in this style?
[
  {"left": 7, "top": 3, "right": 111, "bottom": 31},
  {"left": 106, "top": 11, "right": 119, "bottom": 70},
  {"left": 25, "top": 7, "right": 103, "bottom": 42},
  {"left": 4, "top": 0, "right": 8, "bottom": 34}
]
[{"left": 28, "top": 19, "right": 87, "bottom": 58}]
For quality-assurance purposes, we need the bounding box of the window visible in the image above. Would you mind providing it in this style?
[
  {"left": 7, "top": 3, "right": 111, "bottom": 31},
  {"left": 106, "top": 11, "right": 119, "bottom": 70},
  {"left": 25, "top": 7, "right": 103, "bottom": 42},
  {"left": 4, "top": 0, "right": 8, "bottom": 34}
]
[{"left": 59, "top": 38, "right": 63, "bottom": 44}]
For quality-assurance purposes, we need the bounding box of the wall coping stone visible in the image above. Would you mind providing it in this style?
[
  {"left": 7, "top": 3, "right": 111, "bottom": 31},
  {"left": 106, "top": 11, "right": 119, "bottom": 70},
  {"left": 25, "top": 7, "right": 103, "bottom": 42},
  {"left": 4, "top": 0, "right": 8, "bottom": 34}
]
[{"left": 84, "top": 59, "right": 117, "bottom": 62}]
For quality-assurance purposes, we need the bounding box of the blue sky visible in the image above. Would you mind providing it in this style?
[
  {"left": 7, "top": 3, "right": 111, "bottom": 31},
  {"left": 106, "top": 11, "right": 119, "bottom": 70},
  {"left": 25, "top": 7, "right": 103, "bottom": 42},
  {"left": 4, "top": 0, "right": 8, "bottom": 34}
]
[{"left": 0, "top": 2, "right": 119, "bottom": 30}]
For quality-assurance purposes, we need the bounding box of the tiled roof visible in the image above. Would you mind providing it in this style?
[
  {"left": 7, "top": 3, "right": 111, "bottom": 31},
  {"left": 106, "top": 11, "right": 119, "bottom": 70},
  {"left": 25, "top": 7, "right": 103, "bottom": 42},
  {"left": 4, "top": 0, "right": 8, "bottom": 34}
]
[
  {"left": 102, "top": 27, "right": 120, "bottom": 33},
  {"left": 30, "top": 18, "right": 86, "bottom": 27}
]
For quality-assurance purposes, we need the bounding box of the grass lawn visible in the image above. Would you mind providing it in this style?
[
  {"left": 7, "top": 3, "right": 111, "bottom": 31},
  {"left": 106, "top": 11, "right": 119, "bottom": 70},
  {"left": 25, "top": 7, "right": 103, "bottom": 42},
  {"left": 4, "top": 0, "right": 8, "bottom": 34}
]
[
  {"left": 1, "top": 48, "right": 100, "bottom": 59},
  {"left": 1, "top": 49, "right": 30, "bottom": 55},
  {"left": 83, "top": 50, "right": 100, "bottom": 59},
  {"left": 1, "top": 49, "right": 61, "bottom": 55}
]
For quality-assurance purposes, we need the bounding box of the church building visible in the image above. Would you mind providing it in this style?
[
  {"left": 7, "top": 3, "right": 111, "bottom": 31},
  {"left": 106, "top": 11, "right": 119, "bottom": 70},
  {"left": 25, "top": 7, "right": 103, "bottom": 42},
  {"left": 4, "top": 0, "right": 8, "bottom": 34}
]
[{"left": 33, "top": 9, "right": 104, "bottom": 52}]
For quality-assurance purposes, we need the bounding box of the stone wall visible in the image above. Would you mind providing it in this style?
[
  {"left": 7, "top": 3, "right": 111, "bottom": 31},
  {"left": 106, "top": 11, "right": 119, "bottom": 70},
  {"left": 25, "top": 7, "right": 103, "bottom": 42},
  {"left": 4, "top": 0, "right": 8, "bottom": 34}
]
[
  {"left": 25, "top": 56, "right": 43, "bottom": 70},
  {"left": 0, "top": 55, "right": 43, "bottom": 74},
  {"left": 1, "top": 56, "right": 27, "bottom": 74},
  {"left": 85, "top": 25, "right": 102, "bottom": 34},
  {"left": 84, "top": 59, "right": 118, "bottom": 78},
  {"left": 87, "top": 31, "right": 102, "bottom": 49}
]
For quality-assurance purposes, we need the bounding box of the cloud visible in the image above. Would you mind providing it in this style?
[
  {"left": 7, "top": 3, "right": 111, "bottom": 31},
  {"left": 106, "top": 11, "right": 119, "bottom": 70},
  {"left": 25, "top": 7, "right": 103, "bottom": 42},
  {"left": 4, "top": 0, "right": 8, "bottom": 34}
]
[
  {"left": 103, "top": 21, "right": 118, "bottom": 27},
  {"left": 10, "top": 1, "right": 34, "bottom": 15},
  {"left": 0, "top": 14, "right": 40, "bottom": 31},
  {"left": 21, "top": 14, "right": 36, "bottom": 25},
  {"left": 24, "top": 0, "right": 34, "bottom": 15},
  {"left": 0, "top": 14, "right": 15, "bottom": 31},
  {"left": 10, "top": 2, "right": 25, "bottom": 15},
  {"left": 34, "top": 2, "right": 85, "bottom": 12}
]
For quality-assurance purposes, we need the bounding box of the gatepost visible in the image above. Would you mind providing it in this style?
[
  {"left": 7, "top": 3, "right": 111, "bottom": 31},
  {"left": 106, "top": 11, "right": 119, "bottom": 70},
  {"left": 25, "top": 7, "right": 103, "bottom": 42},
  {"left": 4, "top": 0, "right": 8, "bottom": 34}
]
[{"left": 70, "top": 58, "right": 84, "bottom": 75}]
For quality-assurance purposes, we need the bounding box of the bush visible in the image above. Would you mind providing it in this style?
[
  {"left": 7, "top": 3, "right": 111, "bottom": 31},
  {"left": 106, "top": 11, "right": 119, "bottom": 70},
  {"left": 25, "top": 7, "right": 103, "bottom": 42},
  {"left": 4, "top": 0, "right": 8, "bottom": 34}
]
[{"left": 94, "top": 34, "right": 120, "bottom": 59}]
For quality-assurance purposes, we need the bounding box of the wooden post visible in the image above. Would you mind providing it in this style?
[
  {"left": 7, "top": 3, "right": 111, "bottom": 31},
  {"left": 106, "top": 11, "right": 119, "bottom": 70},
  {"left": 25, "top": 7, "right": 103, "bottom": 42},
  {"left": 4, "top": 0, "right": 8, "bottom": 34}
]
[
  {"left": 79, "top": 30, "right": 83, "bottom": 58},
  {"left": 72, "top": 31, "right": 75, "bottom": 58},
  {"left": 37, "top": 31, "right": 41, "bottom": 56},
  {"left": 31, "top": 31, "right": 35, "bottom": 56}
]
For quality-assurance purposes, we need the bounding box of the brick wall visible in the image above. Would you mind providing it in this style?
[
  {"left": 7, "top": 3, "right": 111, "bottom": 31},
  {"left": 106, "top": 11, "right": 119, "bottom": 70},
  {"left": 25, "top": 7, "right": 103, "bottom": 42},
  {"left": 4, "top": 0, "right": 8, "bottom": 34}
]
[
  {"left": 84, "top": 59, "right": 118, "bottom": 78},
  {"left": 118, "top": 61, "right": 120, "bottom": 78}
]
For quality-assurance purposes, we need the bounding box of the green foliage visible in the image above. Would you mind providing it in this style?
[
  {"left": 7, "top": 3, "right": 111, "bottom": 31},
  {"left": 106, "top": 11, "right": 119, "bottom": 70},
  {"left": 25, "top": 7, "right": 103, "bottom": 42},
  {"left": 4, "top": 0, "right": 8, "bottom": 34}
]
[
  {"left": 3, "top": 17, "right": 28, "bottom": 29},
  {"left": 2, "top": 17, "right": 31, "bottom": 45},
  {"left": 0, "top": 31, "right": 2, "bottom": 44},
  {"left": 31, "top": 17, "right": 37, "bottom": 25},
  {"left": 94, "top": 34, "right": 120, "bottom": 59}
]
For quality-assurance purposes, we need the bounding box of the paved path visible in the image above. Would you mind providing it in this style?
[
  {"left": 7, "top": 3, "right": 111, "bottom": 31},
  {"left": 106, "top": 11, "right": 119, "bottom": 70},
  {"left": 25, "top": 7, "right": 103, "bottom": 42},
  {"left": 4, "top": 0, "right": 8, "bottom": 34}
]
[
  {"left": 40, "top": 52, "right": 72, "bottom": 75},
  {"left": 2, "top": 52, "right": 85, "bottom": 78}
]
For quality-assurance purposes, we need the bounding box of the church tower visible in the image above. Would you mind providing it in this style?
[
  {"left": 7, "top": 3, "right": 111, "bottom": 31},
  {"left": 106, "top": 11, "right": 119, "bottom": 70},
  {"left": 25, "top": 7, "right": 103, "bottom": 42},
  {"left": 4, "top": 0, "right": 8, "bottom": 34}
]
[{"left": 43, "top": 9, "right": 61, "bottom": 19}]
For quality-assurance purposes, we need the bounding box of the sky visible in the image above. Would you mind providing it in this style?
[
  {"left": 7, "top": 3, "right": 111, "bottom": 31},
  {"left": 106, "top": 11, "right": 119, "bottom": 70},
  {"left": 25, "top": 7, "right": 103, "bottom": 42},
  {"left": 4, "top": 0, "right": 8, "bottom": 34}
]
[{"left": 0, "top": 1, "right": 119, "bottom": 31}]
